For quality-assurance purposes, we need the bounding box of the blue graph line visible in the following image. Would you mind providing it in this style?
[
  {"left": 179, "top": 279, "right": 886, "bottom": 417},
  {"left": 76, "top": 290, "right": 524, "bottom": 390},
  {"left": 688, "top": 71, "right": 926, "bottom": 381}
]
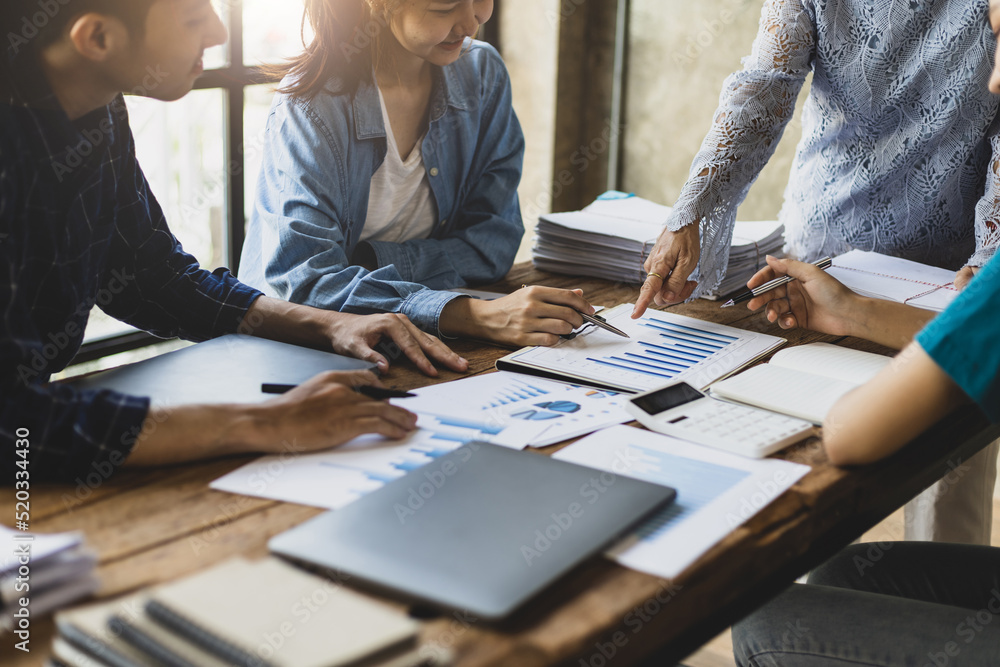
[
  {"left": 609, "top": 356, "right": 681, "bottom": 375},
  {"left": 411, "top": 445, "right": 455, "bottom": 458},
  {"left": 319, "top": 462, "right": 399, "bottom": 484},
  {"left": 644, "top": 317, "right": 739, "bottom": 342},
  {"left": 623, "top": 445, "right": 750, "bottom": 540},
  {"left": 626, "top": 351, "right": 689, "bottom": 371},
  {"left": 639, "top": 341, "right": 705, "bottom": 362},
  {"left": 623, "top": 352, "right": 687, "bottom": 372},
  {"left": 433, "top": 416, "right": 504, "bottom": 435},
  {"left": 643, "top": 327, "right": 724, "bottom": 351},
  {"left": 641, "top": 349, "right": 693, "bottom": 368},
  {"left": 587, "top": 358, "right": 675, "bottom": 378}
]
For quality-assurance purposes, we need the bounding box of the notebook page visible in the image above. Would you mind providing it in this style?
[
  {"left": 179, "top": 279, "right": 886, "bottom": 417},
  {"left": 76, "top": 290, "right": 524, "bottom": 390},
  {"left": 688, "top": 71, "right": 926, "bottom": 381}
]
[
  {"left": 827, "top": 250, "right": 958, "bottom": 311},
  {"left": 709, "top": 364, "right": 858, "bottom": 424},
  {"left": 767, "top": 343, "right": 891, "bottom": 384}
]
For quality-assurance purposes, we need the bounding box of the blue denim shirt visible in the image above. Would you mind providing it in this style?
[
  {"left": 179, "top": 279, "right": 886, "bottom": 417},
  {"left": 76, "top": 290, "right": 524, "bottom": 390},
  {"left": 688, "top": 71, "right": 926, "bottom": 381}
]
[{"left": 239, "top": 41, "right": 525, "bottom": 333}]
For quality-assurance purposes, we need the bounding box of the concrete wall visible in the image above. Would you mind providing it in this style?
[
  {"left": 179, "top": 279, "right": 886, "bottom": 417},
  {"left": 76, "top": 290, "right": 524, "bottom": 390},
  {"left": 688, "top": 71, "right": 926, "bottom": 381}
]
[
  {"left": 501, "top": 0, "right": 560, "bottom": 261},
  {"left": 622, "top": 0, "right": 809, "bottom": 218},
  {"left": 502, "top": 0, "right": 808, "bottom": 263}
]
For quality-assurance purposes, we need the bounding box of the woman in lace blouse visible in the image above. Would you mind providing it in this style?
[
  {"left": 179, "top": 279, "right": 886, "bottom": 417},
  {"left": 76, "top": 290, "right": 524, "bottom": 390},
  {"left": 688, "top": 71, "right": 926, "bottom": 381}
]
[
  {"left": 632, "top": 0, "right": 1000, "bottom": 547},
  {"left": 632, "top": 0, "right": 1000, "bottom": 314}
]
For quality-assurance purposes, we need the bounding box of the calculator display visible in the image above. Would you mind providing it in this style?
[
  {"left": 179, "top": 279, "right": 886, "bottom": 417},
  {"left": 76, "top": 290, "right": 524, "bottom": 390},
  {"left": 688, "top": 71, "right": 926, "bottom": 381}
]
[{"left": 631, "top": 383, "right": 704, "bottom": 415}]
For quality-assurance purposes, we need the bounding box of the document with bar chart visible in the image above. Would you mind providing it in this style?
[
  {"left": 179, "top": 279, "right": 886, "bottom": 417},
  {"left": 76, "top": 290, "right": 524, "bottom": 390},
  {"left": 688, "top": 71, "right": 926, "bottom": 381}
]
[
  {"left": 209, "top": 407, "right": 549, "bottom": 509},
  {"left": 497, "top": 304, "right": 786, "bottom": 393},
  {"left": 554, "top": 426, "right": 810, "bottom": 579}
]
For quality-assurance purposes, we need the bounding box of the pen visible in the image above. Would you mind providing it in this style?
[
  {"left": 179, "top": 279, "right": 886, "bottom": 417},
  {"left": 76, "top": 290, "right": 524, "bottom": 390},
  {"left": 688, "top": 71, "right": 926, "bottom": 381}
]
[
  {"left": 520, "top": 284, "right": 630, "bottom": 338},
  {"left": 578, "top": 311, "right": 630, "bottom": 338},
  {"left": 261, "top": 384, "right": 416, "bottom": 400},
  {"left": 721, "top": 257, "right": 833, "bottom": 308}
]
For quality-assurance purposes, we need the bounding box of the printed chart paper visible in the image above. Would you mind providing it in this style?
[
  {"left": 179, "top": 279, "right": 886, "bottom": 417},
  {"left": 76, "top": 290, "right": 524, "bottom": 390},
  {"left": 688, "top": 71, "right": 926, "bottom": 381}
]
[
  {"left": 211, "top": 373, "right": 631, "bottom": 508},
  {"left": 553, "top": 426, "right": 810, "bottom": 579},
  {"left": 500, "top": 304, "right": 786, "bottom": 393}
]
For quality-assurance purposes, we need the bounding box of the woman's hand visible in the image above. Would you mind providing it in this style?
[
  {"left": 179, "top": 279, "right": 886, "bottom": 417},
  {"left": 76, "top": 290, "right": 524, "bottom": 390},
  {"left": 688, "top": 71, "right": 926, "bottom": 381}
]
[
  {"left": 632, "top": 223, "right": 701, "bottom": 318},
  {"left": 954, "top": 265, "right": 979, "bottom": 290},
  {"left": 440, "top": 286, "right": 595, "bottom": 347},
  {"left": 745, "top": 256, "right": 861, "bottom": 336}
]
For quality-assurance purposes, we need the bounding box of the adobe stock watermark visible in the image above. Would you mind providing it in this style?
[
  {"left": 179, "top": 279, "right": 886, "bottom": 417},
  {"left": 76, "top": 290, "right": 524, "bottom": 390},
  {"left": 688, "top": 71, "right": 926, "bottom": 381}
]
[
  {"left": 671, "top": 1, "right": 745, "bottom": 68},
  {"left": 189, "top": 439, "right": 309, "bottom": 555},
  {"left": 393, "top": 442, "right": 480, "bottom": 524},
  {"left": 59, "top": 403, "right": 172, "bottom": 513},
  {"left": 520, "top": 447, "right": 641, "bottom": 566},
  {"left": 6, "top": 0, "right": 71, "bottom": 54},
  {"left": 18, "top": 267, "right": 135, "bottom": 387},
  {"left": 50, "top": 66, "right": 170, "bottom": 182},
  {"left": 577, "top": 580, "right": 683, "bottom": 667},
  {"left": 724, "top": 469, "right": 794, "bottom": 528},
  {"left": 924, "top": 587, "right": 1000, "bottom": 667}
]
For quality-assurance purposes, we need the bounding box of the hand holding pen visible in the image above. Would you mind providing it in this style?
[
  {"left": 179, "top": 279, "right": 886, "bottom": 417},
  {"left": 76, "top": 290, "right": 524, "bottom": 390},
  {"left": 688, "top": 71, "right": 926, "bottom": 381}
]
[{"left": 740, "top": 255, "right": 862, "bottom": 335}]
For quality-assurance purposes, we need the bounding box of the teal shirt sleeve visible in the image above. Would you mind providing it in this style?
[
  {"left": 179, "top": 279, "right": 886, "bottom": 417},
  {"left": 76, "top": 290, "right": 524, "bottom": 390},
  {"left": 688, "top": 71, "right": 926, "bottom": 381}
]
[{"left": 916, "top": 258, "right": 1000, "bottom": 422}]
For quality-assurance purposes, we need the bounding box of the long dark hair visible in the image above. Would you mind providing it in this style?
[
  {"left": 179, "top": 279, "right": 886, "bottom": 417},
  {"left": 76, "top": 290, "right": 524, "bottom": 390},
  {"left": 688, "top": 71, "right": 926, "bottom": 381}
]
[{"left": 271, "top": 0, "right": 403, "bottom": 100}]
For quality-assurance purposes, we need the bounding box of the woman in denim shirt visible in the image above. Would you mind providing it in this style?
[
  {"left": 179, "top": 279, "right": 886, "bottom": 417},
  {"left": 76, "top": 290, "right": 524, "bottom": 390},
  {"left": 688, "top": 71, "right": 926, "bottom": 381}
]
[{"left": 240, "top": 0, "right": 595, "bottom": 346}]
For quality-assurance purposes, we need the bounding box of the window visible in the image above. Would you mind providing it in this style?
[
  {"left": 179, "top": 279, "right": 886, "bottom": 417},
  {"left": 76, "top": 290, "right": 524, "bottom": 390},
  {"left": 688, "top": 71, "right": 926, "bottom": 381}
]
[
  {"left": 78, "top": 0, "right": 311, "bottom": 363},
  {"left": 76, "top": 0, "right": 503, "bottom": 365}
]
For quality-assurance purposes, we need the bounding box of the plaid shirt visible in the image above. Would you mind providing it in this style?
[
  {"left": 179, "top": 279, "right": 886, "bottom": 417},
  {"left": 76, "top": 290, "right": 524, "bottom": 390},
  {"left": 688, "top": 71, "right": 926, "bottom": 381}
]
[{"left": 1, "top": 50, "right": 262, "bottom": 484}]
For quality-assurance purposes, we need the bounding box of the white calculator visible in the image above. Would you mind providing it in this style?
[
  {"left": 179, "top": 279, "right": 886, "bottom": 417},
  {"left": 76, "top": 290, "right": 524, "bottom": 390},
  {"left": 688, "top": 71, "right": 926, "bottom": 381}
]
[{"left": 625, "top": 382, "right": 814, "bottom": 458}]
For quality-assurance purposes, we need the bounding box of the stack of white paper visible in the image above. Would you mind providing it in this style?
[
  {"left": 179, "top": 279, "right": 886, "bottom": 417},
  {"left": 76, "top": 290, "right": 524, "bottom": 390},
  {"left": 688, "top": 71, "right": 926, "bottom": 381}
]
[
  {"left": 532, "top": 192, "right": 785, "bottom": 296},
  {"left": 714, "top": 220, "right": 786, "bottom": 296},
  {"left": 1, "top": 527, "right": 98, "bottom": 632},
  {"left": 827, "top": 250, "right": 960, "bottom": 312}
]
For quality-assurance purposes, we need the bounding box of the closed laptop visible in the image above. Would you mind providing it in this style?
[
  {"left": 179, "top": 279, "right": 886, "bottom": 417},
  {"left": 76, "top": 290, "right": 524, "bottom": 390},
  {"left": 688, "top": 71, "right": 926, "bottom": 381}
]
[{"left": 270, "top": 442, "right": 676, "bottom": 620}]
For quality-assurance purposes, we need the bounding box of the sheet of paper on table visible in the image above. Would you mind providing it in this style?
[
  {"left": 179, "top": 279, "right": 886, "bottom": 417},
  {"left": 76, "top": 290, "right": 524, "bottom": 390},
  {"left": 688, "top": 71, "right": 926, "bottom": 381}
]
[
  {"left": 211, "top": 372, "right": 633, "bottom": 508},
  {"left": 553, "top": 425, "right": 810, "bottom": 580}
]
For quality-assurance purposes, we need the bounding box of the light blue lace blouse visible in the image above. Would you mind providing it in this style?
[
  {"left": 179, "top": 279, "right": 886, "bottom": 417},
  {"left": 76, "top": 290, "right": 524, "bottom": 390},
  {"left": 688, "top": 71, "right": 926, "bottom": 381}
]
[{"left": 669, "top": 0, "right": 1000, "bottom": 297}]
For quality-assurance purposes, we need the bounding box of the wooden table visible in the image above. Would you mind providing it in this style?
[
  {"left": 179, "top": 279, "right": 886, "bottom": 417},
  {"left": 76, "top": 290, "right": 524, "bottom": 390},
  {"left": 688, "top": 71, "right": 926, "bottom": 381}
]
[{"left": 4, "top": 264, "right": 998, "bottom": 666}]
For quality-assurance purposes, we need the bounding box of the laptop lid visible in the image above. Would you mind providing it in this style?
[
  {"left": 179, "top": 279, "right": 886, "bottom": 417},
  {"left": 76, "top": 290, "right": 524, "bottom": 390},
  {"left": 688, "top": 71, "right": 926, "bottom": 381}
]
[
  {"left": 70, "top": 334, "right": 376, "bottom": 407},
  {"left": 269, "top": 442, "right": 676, "bottom": 620}
]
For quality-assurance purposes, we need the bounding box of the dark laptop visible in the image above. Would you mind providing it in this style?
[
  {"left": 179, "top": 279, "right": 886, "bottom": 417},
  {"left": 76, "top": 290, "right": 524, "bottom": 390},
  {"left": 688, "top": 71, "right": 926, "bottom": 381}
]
[
  {"left": 70, "top": 334, "right": 376, "bottom": 406},
  {"left": 270, "top": 442, "right": 676, "bottom": 620}
]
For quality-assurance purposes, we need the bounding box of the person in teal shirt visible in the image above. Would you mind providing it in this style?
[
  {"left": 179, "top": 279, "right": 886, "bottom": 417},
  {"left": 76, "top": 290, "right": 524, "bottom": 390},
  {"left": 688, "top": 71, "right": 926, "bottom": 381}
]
[{"left": 731, "top": 212, "right": 1000, "bottom": 660}]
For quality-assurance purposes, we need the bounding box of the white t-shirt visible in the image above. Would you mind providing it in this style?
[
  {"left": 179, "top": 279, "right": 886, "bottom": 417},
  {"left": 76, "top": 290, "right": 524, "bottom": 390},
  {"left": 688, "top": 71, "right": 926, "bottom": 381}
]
[{"left": 360, "top": 88, "right": 437, "bottom": 244}]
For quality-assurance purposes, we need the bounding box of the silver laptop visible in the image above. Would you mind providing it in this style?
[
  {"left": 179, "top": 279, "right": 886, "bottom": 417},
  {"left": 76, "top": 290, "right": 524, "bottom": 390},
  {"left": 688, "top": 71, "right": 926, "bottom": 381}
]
[
  {"left": 270, "top": 442, "right": 676, "bottom": 620},
  {"left": 70, "top": 334, "right": 376, "bottom": 406}
]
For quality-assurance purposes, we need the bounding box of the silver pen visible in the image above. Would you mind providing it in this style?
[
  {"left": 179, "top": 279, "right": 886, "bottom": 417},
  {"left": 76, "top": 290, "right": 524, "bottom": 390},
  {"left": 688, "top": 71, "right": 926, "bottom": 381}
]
[{"left": 721, "top": 257, "right": 834, "bottom": 308}]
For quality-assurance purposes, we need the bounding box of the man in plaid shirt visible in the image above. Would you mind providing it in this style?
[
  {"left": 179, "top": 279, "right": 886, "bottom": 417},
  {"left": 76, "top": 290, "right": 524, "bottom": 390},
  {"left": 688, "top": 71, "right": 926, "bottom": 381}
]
[{"left": 1, "top": 0, "right": 468, "bottom": 484}]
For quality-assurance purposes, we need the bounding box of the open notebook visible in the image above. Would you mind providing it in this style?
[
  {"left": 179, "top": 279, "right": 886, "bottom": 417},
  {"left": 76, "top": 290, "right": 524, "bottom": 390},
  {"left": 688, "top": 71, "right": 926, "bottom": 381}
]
[{"left": 708, "top": 343, "right": 892, "bottom": 424}]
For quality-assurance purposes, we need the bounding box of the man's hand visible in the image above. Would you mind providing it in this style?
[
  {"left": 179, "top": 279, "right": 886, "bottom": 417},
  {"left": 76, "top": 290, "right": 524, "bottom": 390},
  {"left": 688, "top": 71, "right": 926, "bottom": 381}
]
[
  {"left": 632, "top": 224, "right": 700, "bottom": 318},
  {"left": 440, "top": 287, "right": 595, "bottom": 347},
  {"left": 250, "top": 370, "right": 419, "bottom": 452},
  {"left": 240, "top": 296, "right": 468, "bottom": 378},
  {"left": 325, "top": 312, "right": 468, "bottom": 377},
  {"left": 125, "top": 370, "right": 421, "bottom": 467}
]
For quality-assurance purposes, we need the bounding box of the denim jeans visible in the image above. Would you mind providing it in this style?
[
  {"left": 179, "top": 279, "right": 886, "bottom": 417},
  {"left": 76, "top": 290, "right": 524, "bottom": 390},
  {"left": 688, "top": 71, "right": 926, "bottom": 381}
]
[{"left": 733, "top": 543, "right": 1000, "bottom": 666}]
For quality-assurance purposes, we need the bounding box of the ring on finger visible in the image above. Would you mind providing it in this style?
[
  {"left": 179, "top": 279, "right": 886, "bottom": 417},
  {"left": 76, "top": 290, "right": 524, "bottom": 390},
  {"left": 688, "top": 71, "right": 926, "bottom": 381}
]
[{"left": 646, "top": 272, "right": 664, "bottom": 281}]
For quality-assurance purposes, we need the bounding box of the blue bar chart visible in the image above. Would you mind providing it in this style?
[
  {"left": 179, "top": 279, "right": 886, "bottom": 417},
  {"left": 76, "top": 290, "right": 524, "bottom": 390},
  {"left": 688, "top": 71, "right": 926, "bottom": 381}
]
[{"left": 506, "top": 306, "right": 785, "bottom": 392}]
